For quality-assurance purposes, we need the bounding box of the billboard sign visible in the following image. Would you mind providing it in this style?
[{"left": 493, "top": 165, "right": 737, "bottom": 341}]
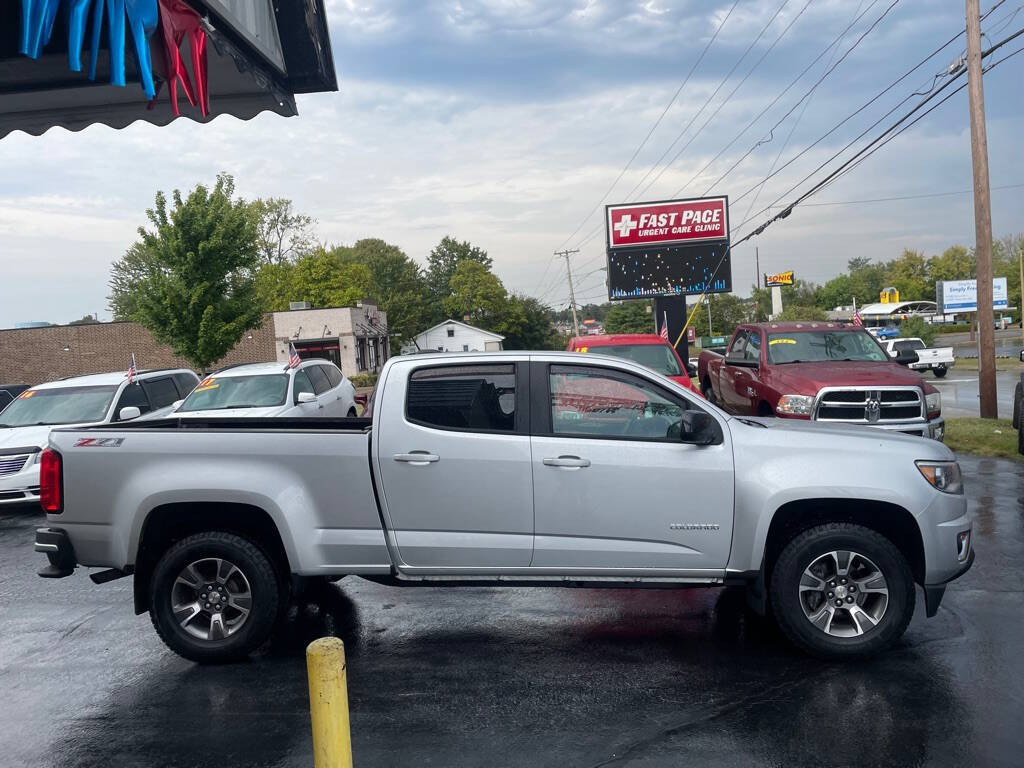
[
  {"left": 935, "top": 278, "right": 1008, "bottom": 313},
  {"left": 764, "top": 270, "right": 794, "bottom": 288},
  {"left": 605, "top": 196, "right": 731, "bottom": 300},
  {"left": 606, "top": 197, "right": 728, "bottom": 249}
]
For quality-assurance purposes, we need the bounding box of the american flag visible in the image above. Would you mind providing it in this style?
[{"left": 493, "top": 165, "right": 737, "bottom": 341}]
[
  {"left": 852, "top": 310, "right": 863, "bottom": 327},
  {"left": 125, "top": 353, "right": 137, "bottom": 383},
  {"left": 659, "top": 311, "right": 669, "bottom": 341},
  {"left": 288, "top": 342, "right": 302, "bottom": 369}
]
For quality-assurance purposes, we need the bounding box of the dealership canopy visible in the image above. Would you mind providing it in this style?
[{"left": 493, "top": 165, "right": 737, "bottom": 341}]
[{"left": 0, "top": 0, "right": 336, "bottom": 139}]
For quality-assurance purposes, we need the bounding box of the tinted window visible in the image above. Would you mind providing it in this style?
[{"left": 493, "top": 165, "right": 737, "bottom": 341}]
[
  {"left": 322, "top": 365, "right": 343, "bottom": 389},
  {"left": 0, "top": 392, "right": 12, "bottom": 411},
  {"left": 173, "top": 373, "right": 199, "bottom": 397},
  {"left": 727, "top": 331, "right": 748, "bottom": 359},
  {"left": 549, "top": 365, "right": 685, "bottom": 440},
  {"left": 893, "top": 339, "right": 926, "bottom": 353},
  {"left": 293, "top": 370, "right": 315, "bottom": 401},
  {"left": 306, "top": 365, "right": 331, "bottom": 395},
  {"left": 583, "top": 343, "right": 681, "bottom": 376},
  {"left": 116, "top": 382, "right": 152, "bottom": 418},
  {"left": 407, "top": 364, "right": 516, "bottom": 432},
  {"left": 745, "top": 332, "right": 762, "bottom": 362},
  {"left": 143, "top": 377, "right": 179, "bottom": 409}
]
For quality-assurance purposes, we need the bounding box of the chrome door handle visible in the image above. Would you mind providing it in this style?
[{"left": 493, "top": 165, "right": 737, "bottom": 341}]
[
  {"left": 393, "top": 452, "right": 440, "bottom": 464},
  {"left": 543, "top": 456, "right": 591, "bottom": 468}
]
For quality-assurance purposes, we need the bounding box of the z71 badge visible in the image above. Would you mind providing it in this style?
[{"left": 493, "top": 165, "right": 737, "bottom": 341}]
[{"left": 74, "top": 438, "right": 125, "bottom": 448}]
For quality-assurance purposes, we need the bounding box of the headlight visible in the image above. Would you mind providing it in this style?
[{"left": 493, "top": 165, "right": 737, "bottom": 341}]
[
  {"left": 916, "top": 461, "right": 963, "bottom": 494},
  {"left": 926, "top": 391, "right": 941, "bottom": 415},
  {"left": 776, "top": 394, "right": 814, "bottom": 415}
]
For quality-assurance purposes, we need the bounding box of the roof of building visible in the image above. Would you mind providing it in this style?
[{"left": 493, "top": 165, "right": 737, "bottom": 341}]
[
  {"left": 415, "top": 319, "right": 505, "bottom": 341},
  {"left": 857, "top": 300, "right": 937, "bottom": 316}
]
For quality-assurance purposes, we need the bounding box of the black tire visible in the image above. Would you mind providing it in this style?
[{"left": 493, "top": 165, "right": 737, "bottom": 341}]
[
  {"left": 347, "top": 407, "right": 358, "bottom": 418},
  {"left": 149, "top": 531, "right": 281, "bottom": 663},
  {"left": 933, "top": 365, "right": 947, "bottom": 378},
  {"left": 1012, "top": 381, "right": 1022, "bottom": 430},
  {"left": 702, "top": 379, "right": 716, "bottom": 404},
  {"left": 1018, "top": 416, "right": 1024, "bottom": 456},
  {"left": 770, "top": 523, "right": 915, "bottom": 659}
]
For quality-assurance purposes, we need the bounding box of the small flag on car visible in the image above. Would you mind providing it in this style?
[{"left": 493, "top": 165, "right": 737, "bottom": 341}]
[
  {"left": 288, "top": 342, "right": 302, "bottom": 369},
  {"left": 125, "top": 353, "right": 137, "bottom": 383},
  {"left": 659, "top": 312, "right": 669, "bottom": 340}
]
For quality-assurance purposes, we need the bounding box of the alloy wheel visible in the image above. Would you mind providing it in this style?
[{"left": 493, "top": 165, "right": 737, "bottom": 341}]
[
  {"left": 798, "top": 550, "right": 889, "bottom": 638},
  {"left": 171, "top": 557, "right": 253, "bottom": 642}
]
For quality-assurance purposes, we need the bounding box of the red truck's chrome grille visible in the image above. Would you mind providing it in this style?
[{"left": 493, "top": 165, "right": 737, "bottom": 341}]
[
  {"left": 814, "top": 388, "right": 924, "bottom": 424},
  {"left": 0, "top": 455, "right": 29, "bottom": 477}
]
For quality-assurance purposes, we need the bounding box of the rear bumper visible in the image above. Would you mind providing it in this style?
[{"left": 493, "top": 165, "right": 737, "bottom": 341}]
[{"left": 35, "top": 527, "right": 77, "bottom": 578}]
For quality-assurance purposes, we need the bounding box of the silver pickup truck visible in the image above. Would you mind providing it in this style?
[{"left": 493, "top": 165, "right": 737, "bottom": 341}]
[{"left": 35, "top": 352, "right": 974, "bottom": 662}]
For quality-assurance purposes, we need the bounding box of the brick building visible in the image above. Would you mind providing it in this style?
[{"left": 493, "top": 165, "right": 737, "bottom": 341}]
[{"left": 0, "top": 303, "right": 389, "bottom": 385}]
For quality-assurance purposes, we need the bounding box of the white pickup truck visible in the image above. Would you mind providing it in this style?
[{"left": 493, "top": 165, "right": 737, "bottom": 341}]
[
  {"left": 34, "top": 352, "right": 973, "bottom": 662},
  {"left": 881, "top": 338, "right": 955, "bottom": 377}
]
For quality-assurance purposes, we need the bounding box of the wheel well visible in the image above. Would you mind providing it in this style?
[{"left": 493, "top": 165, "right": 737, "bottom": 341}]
[
  {"left": 132, "top": 502, "right": 290, "bottom": 614},
  {"left": 763, "top": 499, "right": 925, "bottom": 587}
]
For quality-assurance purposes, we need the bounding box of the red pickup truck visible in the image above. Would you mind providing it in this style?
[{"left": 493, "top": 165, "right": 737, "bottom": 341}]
[{"left": 697, "top": 322, "right": 945, "bottom": 440}]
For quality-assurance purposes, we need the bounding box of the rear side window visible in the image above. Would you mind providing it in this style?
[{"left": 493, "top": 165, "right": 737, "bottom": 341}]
[
  {"left": 143, "top": 377, "right": 179, "bottom": 409},
  {"left": 306, "top": 365, "right": 331, "bottom": 395},
  {"left": 407, "top": 364, "right": 516, "bottom": 432},
  {"left": 115, "top": 382, "right": 151, "bottom": 419},
  {"left": 727, "top": 331, "right": 748, "bottom": 359},
  {"left": 323, "top": 365, "right": 343, "bottom": 389}
]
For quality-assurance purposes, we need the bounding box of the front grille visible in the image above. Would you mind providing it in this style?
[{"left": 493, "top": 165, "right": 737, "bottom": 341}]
[
  {"left": 814, "top": 388, "right": 924, "bottom": 424},
  {"left": 0, "top": 455, "right": 29, "bottom": 477}
]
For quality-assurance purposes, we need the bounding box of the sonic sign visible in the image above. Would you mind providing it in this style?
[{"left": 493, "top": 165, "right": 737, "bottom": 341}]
[{"left": 605, "top": 196, "right": 732, "bottom": 300}]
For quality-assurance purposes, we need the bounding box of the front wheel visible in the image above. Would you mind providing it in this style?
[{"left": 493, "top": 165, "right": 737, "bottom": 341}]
[
  {"left": 770, "top": 523, "right": 914, "bottom": 659},
  {"left": 149, "top": 531, "right": 282, "bottom": 663},
  {"left": 933, "top": 365, "right": 947, "bottom": 378}
]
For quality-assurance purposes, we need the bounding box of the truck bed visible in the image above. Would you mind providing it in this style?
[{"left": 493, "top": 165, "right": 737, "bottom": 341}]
[{"left": 83, "top": 416, "right": 374, "bottom": 432}]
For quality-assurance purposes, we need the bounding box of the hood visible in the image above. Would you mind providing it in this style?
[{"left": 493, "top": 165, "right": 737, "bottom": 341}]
[
  {"left": 767, "top": 361, "right": 925, "bottom": 393},
  {"left": 175, "top": 406, "right": 287, "bottom": 419},
  {"left": 0, "top": 424, "right": 60, "bottom": 451}
]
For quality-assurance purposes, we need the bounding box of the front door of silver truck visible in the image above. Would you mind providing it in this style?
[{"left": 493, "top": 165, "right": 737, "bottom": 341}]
[
  {"left": 530, "top": 361, "right": 734, "bottom": 573},
  {"left": 374, "top": 360, "right": 534, "bottom": 569}
]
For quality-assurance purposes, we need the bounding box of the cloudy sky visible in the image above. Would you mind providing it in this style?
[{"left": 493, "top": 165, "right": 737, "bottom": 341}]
[{"left": 2, "top": 0, "right": 1023, "bottom": 327}]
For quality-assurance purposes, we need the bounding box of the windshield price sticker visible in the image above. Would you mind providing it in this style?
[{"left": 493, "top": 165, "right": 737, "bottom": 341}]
[
  {"left": 18, "top": 390, "right": 35, "bottom": 398},
  {"left": 195, "top": 378, "right": 219, "bottom": 392},
  {"left": 769, "top": 338, "right": 796, "bottom": 345}
]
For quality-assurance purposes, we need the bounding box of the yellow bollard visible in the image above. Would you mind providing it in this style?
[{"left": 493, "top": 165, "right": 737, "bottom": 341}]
[{"left": 307, "top": 637, "right": 354, "bottom": 768}]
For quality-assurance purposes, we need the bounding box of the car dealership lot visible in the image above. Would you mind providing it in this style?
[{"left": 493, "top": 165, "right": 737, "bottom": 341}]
[{"left": 0, "top": 453, "right": 1021, "bottom": 768}]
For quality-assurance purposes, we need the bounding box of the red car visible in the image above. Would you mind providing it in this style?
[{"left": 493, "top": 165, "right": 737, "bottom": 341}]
[{"left": 566, "top": 333, "right": 701, "bottom": 395}]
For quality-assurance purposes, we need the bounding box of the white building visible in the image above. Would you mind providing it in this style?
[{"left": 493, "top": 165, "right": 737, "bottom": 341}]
[
  {"left": 414, "top": 319, "right": 504, "bottom": 353},
  {"left": 272, "top": 301, "right": 389, "bottom": 375}
]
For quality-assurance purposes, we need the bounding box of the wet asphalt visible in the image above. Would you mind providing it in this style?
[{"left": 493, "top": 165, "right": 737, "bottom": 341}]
[{"left": 0, "top": 454, "right": 1022, "bottom": 768}]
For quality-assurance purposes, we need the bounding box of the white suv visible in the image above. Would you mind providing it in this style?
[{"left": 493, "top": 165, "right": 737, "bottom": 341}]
[
  {"left": 0, "top": 368, "right": 198, "bottom": 505},
  {"left": 174, "top": 360, "right": 357, "bottom": 418}
]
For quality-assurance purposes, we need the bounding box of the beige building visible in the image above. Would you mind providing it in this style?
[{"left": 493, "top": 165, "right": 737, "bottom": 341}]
[{"left": 271, "top": 302, "right": 389, "bottom": 375}]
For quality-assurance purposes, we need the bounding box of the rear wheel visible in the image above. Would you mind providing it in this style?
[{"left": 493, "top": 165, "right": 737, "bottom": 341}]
[
  {"left": 702, "top": 379, "right": 716, "bottom": 404},
  {"left": 933, "top": 365, "right": 947, "bottom": 378},
  {"left": 149, "top": 531, "right": 281, "bottom": 663},
  {"left": 770, "top": 523, "right": 914, "bottom": 659}
]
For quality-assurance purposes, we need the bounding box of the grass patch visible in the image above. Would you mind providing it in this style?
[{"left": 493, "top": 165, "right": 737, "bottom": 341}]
[{"left": 945, "top": 418, "right": 1021, "bottom": 462}]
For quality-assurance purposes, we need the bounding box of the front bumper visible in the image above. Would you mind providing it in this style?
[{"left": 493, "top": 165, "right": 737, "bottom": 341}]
[
  {"left": 0, "top": 462, "right": 42, "bottom": 505},
  {"left": 866, "top": 417, "right": 945, "bottom": 441}
]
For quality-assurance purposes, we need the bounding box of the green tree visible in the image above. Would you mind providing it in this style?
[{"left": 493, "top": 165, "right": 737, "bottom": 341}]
[
  {"left": 426, "top": 236, "right": 493, "bottom": 303},
  {"left": 604, "top": 300, "right": 653, "bottom": 334},
  {"left": 250, "top": 198, "right": 317, "bottom": 265},
  {"left": 503, "top": 295, "right": 559, "bottom": 350},
  {"left": 253, "top": 262, "right": 296, "bottom": 312},
  {"left": 346, "top": 239, "right": 432, "bottom": 342},
  {"left": 927, "top": 245, "right": 975, "bottom": 284},
  {"left": 751, "top": 280, "right": 821, "bottom": 320},
  {"left": 883, "top": 249, "right": 930, "bottom": 300},
  {"left": 289, "top": 249, "right": 371, "bottom": 309},
  {"left": 443, "top": 260, "right": 515, "bottom": 332},
  {"left": 68, "top": 314, "right": 99, "bottom": 325},
  {"left": 108, "top": 174, "right": 262, "bottom": 370},
  {"left": 690, "top": 293, "right": 750, "bottom": 337},
  {"left": 898, "top": 315, "right": 938, "bottom": 346},
  {"left": 777, "top": 305, "right": 829, "bottom": 322}
]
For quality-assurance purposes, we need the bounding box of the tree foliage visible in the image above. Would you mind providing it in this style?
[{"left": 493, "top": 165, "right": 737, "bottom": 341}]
[
  {"left": 109, "top": 174, "right": 262, "bottom": 370},
  {"left": 689, "top": 293, "right": 750, "bottom": 337},
  {"left": 345, "top": 239, "right": 432, "bottom": 343},
  {"left": 604, "top": 301, "right": 653, "bottom": 334},
  {"left": 898, "top": 315, "right": 938, "bottom": 346},
  {"left": 503, "top": 295, "right": 559, "bottom": 350},
  {"left": 250, "top": 198, "right": 317, "bottom": 265},
  {"left": 427, "top": 236, "right": 492, "bottom": 304}
]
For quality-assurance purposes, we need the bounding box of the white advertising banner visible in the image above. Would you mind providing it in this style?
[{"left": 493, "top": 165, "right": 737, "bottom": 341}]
[{"left": 937, "top": 278, "right": 1008, "bottom": 313}]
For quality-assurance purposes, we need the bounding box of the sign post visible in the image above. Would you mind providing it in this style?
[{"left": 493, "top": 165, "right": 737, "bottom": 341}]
[{"left": 763, "top": 270, "right": 794, "bottom": 320}]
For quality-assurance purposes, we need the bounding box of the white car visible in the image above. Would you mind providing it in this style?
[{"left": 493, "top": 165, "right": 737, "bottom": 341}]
[
  {"left": 880, "top": 337, "right": 956, "bottom": 378},
  {"left": 0, "top": 368, "right": 198, "bottom": 505},
  {"left": 174, "top": 360, "right": 357, "bottom": 419}
]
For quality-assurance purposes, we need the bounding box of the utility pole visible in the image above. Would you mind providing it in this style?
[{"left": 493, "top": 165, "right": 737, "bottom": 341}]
[
  {"left": 706, "top": 294, "right": 713, "bottom": 337},
  {"left": 556, "top": 249, "right": 581, "bottom": 337},
  {"left": 755, "top": 247, "right": 760, "bottom": 290},
  {"left": 1019, "top": 242, "right": 1024, "bottom": 345},
  {"left": 966, "top": 0, "right": 997, "bottom": 418}
]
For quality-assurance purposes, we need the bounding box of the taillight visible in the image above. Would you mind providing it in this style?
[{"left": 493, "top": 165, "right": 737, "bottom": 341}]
[{"left": 40, "top": 449, "right": 63, "bottom": 514}]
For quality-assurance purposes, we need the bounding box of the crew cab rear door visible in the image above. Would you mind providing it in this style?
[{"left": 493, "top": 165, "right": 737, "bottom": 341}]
[
  {"left": 374, "top": 360, "right": 534, "bottom": 569},
  {"left": 529, "top": 360, "right": 734, "bottom": 572}
]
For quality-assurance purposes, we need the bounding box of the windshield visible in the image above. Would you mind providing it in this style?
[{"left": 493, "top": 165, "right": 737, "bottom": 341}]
[
  {"left": 0, "top": 386, "right": 117, "bottom": 427},
  {"left": 766, "top": 331, "right": 888, "bottom": 364},
  {"left": 588, "top": 344, "right": 683, "bottom": 376},
  {"left": 179, "top": 374, "right": 289, "bottom": 412}
]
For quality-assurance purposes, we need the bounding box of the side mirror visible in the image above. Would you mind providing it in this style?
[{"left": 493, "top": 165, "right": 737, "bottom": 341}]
[
  {"left": 118, "top": 406, "right": 141, "bottom": 421},
  {"left": 680, "top": 411, "right": 718, "bottom": 446},
  {"left": 895, "top": 349, "right": 919, "bottom": 366},
  {"left": 686, "top": 362, "right": 698, "bottom": 378},
  {"left": 297, "top": 391, "right": 317, "bottom": 404}
]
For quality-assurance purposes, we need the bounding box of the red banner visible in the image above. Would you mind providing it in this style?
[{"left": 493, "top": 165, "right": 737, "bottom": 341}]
[{"left": 606, "top": 197, "right": 728, "bottom": 249}]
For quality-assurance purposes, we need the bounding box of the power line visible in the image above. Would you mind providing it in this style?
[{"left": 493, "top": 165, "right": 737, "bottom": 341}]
[
  {"left": 553, "top": 0, "right": 740, "bottom": 252},
  {"left": 762, "top": 182, "right": 1024, "bottom": 208}
]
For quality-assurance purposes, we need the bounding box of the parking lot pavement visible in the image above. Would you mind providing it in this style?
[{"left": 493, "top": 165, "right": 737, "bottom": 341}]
[
  {"left": 929, "top": 370, "right": 1018, "bottom": 418},
  {"left": 1, "top": 453, "right": 1021, "bottom": 768}
]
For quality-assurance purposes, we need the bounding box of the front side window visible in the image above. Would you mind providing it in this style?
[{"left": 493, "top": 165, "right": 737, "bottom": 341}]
[
  {"left": 293, "top": 370, "right": 315, "bottom": 401},
  {"left": 549, "top": 365, "right": 685, "bottom": 440},
  {"left": 0, "top": 385, "right": 118, "bottom": 426},
  {"left": 407, "top": 364, "right": 516, "bottom": 432},
  {"left": 766, "top": 330, "right": 889, "bottom": 364},
  {"left": 745, "top": 332, "right": 762, "bottom": 362},
  {"left": 116, "top": 382, "right": 152, "bottom": 419},
  {"left": 179, "top": 375, "right": 289, "bottom": 411},
  {"left": 727, "top": 331, "right": 748, "bottom": 360},
  {"left": 587, "top": 344, "right": 682, "bottom": 376}
]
